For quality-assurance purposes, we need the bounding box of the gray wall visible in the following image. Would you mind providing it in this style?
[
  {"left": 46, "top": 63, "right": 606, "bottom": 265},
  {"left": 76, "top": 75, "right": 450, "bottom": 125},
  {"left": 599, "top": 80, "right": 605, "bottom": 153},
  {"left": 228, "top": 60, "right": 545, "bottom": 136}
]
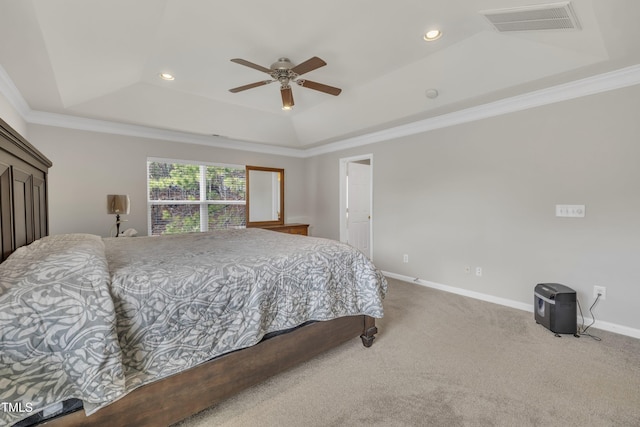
[
  {"left": 307, "top": 84, "right": 640, "bottom": 332},
  {"left": 27, "top": 125, "right": 309, "bottom": 238}
]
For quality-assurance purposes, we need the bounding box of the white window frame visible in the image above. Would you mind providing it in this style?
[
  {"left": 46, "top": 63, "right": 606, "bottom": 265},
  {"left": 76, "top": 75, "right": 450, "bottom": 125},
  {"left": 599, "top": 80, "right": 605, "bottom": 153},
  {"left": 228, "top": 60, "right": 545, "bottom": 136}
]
[{"left": 147, "top": 157, "right": 246, "bottom": 236}]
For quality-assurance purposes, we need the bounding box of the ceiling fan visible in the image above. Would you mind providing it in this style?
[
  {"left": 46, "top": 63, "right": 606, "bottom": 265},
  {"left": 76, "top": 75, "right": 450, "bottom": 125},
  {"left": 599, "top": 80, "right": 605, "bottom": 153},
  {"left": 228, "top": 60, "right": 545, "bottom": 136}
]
[{"left": 228, "top": 56, "right": 342, "bottom": 110}]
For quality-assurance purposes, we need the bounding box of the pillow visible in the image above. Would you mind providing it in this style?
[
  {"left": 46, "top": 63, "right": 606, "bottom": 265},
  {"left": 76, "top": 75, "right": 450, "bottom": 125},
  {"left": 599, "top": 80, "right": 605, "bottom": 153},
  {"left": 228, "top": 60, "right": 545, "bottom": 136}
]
[{"left": 6, "top": 233, "right": 104, "bottom": 260}]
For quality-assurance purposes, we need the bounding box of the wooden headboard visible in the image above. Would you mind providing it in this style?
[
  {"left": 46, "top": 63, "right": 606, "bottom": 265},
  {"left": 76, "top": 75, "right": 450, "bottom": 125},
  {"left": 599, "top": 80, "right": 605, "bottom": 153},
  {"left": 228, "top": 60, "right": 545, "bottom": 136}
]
[{"left": 0, "top": 117, "right": 52, "bottom": 263}]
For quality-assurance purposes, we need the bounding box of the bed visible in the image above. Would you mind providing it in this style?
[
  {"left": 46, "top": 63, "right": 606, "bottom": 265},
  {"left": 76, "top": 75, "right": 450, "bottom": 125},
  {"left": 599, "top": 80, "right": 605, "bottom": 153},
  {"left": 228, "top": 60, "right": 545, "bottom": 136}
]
[{"left": 0, "top": 118, "right": 387, "bottom": 426}]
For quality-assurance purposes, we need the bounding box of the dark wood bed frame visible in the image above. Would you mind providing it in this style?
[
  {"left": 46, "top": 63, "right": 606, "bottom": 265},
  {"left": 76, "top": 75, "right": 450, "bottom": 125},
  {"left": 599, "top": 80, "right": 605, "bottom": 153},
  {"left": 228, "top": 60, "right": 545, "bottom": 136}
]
[
  {"left": 0, "top": 117, "right": 378, "bottom": 426},
  {"left": 0, "top": 118, "right": 50, "bottom": 262}
]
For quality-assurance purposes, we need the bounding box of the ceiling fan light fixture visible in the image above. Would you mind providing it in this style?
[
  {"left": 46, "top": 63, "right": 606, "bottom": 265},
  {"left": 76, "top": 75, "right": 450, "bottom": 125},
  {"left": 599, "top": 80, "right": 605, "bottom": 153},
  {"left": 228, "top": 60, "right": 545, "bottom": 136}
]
[
  {"left": 423, "top": 29, "right": 442, "bottom": 41},
  {"left": 281, "top": 85, "right": 294, "bottom": 110},
  {"left": 229, "top": 56, "right": 341, "bottom": 108}
]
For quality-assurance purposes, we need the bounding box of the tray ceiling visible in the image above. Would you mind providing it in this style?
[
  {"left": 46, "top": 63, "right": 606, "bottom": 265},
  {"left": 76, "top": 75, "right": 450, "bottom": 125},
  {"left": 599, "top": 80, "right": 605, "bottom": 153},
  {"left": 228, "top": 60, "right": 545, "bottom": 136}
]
[{"left": 0, "top": 0, "right": 639, "bottom": 149}]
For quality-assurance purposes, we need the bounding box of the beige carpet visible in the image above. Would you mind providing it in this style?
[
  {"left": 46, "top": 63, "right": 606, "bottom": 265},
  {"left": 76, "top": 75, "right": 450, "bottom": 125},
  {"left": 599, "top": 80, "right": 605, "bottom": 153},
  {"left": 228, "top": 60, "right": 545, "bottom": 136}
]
[{"left": 174, "top": 278, "right": 640, "bottom": 426}]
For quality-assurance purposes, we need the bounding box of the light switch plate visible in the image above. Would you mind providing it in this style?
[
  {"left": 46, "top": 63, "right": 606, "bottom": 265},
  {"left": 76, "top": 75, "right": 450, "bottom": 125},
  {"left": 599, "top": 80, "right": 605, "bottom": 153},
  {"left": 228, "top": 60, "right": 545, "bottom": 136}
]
[{"left": 556, "top": 204, "right": 585, "bottom": 218}]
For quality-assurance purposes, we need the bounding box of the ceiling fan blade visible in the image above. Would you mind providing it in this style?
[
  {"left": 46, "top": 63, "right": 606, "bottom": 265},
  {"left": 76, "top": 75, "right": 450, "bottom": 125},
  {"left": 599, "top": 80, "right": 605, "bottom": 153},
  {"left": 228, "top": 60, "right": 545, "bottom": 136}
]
[
  {"left": 296, "top": 79, "right": 342, "bottom": 96},
  {"left": 290, "top": 56, "right": 326, "bottom": 76},
  {"left": 230, "top": 58, "right": 273, "bottom": 74},
  {"left": 229, "top": 80, "right": 274, "bottom": 93},
  {"left": 281, "top": 86, "right": 294, "bottom": 110}
]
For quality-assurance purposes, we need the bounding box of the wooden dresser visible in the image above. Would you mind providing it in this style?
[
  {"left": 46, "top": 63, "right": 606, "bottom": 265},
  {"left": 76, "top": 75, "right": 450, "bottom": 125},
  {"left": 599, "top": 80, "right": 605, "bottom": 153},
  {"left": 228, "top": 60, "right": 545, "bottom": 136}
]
[{"left": 259, "top": 223, "right": 309, "bottom": 236}]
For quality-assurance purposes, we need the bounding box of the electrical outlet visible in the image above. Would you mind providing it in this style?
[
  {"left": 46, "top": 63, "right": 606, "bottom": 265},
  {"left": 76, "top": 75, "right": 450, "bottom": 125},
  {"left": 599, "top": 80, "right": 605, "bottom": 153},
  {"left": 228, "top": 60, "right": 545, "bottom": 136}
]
[
  {"left": 593, "top": 286, "right": 606, "bottom": 300},
  {"left": 403, "top": 254, "right": 409, "bottom": 263},
  {"left": 475, "top": 267, "right": 482, "bottom": 277}
]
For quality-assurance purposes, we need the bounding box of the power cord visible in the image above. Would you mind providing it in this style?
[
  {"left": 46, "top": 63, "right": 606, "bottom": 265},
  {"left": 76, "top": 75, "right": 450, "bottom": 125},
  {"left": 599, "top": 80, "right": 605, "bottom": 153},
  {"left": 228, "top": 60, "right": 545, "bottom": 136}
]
[{"left": 577, "top": 295, "right": 602, "bottom": 341}]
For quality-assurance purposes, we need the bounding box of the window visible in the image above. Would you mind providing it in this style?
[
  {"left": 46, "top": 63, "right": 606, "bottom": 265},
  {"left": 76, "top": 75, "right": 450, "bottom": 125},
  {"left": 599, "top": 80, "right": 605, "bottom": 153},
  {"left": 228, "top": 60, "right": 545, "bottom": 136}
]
[{"left": 147, "top": 158, "right": 246, "bottom": 235}]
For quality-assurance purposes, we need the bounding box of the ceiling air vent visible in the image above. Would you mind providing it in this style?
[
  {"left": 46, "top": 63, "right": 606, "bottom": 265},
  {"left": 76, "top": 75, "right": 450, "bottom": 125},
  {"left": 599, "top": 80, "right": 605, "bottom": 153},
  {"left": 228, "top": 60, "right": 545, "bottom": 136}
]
[{"left": 480, "top": 1, "right": 581, "bottom": 32}]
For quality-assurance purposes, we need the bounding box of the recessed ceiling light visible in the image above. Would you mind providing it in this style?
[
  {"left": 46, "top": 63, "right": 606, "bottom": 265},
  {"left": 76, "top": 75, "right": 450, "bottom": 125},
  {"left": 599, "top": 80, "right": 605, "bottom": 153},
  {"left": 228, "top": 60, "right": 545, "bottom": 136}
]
[
  {"left": 159, "top": 73, "right": 175, "bottom": 81},
  {"left": 423, "top": 29, "right": 442, "bottom": 41}
]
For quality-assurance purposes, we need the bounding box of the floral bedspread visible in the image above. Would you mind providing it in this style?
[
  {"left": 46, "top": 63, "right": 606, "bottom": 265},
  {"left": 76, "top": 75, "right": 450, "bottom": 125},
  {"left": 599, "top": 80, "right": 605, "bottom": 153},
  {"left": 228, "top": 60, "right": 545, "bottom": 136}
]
[
  {"left": 103, "top": 228, "right": 387, "bottom": 389},
  {"left": 0, "top": 234, "right": 124, "bottom": 425},
  {"left": 0, "top": 229, "right": 387, "bottom": 425}
]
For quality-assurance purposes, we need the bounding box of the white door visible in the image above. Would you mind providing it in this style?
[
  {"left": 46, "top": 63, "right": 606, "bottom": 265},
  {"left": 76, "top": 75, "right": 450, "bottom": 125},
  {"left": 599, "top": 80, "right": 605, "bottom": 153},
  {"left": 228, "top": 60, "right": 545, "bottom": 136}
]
[{"left": 347, "top": 162, "right": 371, "bottom": 257}]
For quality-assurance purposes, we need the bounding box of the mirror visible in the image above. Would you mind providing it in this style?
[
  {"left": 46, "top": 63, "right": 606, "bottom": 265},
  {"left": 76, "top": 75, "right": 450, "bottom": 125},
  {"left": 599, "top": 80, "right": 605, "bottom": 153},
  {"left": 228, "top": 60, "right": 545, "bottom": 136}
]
[{"left": 246, "top": 166, "right": 284, "bottom": 227}]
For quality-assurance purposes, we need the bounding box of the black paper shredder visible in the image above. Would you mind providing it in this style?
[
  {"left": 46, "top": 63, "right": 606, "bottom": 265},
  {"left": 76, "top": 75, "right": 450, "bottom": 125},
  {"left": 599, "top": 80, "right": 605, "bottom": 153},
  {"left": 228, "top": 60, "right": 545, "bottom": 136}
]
[{"left": 534, "top": 283, "right": 577, "bottom": 335}]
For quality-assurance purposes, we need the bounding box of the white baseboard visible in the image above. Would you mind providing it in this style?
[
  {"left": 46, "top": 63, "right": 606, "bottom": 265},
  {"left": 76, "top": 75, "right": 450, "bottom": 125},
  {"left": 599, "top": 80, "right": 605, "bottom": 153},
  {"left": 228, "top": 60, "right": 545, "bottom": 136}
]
[{"left": 382, "top": 271, "right": 640, "bottom": 340}]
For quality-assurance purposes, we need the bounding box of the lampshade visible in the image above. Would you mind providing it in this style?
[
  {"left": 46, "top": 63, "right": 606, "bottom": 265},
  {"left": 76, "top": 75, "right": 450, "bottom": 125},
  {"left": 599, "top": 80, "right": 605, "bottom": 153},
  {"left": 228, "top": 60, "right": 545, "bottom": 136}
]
[{"left": 107, "top": 194, "right": 130, "bottom": 215}]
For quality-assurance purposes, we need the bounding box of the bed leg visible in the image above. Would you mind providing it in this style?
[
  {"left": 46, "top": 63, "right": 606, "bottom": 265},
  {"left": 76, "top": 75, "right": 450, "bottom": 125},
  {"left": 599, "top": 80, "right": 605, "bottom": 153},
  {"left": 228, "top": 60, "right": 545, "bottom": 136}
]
[{"left": 360, "top": 316, "right": 378, "bottom": 347}]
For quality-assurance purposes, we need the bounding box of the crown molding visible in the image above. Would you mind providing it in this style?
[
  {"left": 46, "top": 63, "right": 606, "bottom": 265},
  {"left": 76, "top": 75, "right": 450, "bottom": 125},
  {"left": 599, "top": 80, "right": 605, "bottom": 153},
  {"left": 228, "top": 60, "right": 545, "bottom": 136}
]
[
  {"left": 2, "top": 63, "right": 640, "bottom": 159},
  {"left": 0, "top": 65, "right": 31, "bottom": 117},
  {"left": 305, "top": 63, "right": 640, "bottom": 157},
  {"left": 24, "top": 109, "right": 306, "bottom": 158}
]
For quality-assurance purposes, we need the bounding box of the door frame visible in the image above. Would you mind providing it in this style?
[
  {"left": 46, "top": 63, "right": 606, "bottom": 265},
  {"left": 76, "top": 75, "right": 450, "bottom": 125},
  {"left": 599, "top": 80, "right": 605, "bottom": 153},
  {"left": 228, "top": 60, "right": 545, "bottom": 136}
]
[{"left": 339, "top": 154, "right": 374, "bottom": 260}]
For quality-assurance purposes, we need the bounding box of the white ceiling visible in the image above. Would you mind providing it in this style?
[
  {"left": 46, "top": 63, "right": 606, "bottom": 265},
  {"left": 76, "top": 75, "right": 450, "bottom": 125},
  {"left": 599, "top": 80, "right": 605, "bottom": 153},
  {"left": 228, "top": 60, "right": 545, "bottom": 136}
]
[{"left": 1, "top": 0, "right": 639, "bottom": 150}]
